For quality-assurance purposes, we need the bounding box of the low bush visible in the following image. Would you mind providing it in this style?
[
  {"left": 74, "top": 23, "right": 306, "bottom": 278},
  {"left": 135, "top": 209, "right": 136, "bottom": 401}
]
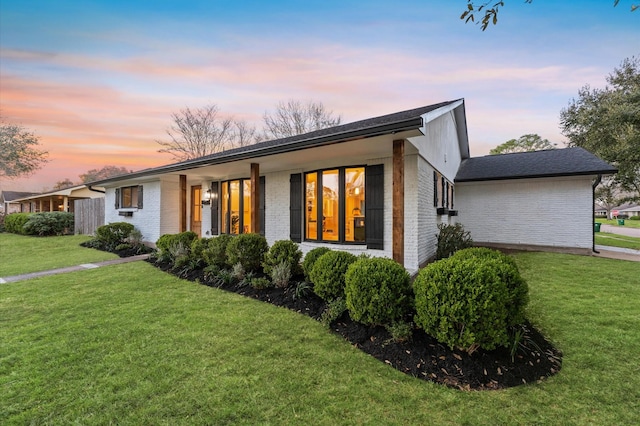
[
  {"left": 413, "top": 248, "right": 529, "bottom": 353},
  {"left": 302, "top": 247, "right": 331, "bottom": 279},
  {"left": 226, "top": 233, "right": 268, "bottom": 273},
  {"left": 344, "top": 257, "right": 413, "bottom": 326},
  {"left": 320, "top": 297, "right": 347, "bottom": 328},
  {"left": 202, "top": 234, "right": 234, "bottom": 268},
  {"left": 93, "top": 222, "right": 135, "bottom": 251},
  {"left": 435, "top": 223, "right": 473, "bottom": 260},
  {"left": 309, "top": 250, "right": 357, "bottom": 301},
  {"left": 0, "top": 213, "right": 5, "bottom": 232},
  {"left": 4, "top": 213, "right": 31, "bottom": 234},
  {"left": 629, "top": 216, "right": 640, "bottom": 221},
  {"left": 263, "top": 240, "right": 303, "bottom": 277},
  {"left": 22, "top": 212, "right": 74, "bottom": 236}
]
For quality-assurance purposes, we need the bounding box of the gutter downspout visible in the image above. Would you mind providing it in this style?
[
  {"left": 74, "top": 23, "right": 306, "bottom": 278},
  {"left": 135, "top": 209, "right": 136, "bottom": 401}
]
[
  {"left": 88, "top": 185, "right": 106, "bottom": 194},
  {"left": 592, "top": 174, "right": 602, "bottom": 254}
]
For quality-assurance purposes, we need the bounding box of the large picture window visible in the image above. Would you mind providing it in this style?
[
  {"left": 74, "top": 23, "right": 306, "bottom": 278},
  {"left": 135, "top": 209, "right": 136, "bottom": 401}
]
[
  {"left": 304, "top": 166, "right": 365, "bottom": 243},
  {"left": 221, "top": 179, "right": 252, "bottom": 234}
]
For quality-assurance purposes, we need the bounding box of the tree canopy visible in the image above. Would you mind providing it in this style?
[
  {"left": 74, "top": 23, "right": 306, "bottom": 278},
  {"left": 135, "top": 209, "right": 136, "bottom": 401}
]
[
  {"left": 489, "top": 134, "right": 556, "bottom": 155},
  {"left": 0, "top": 121, "right": 49, "bottom": 179},
  {"left": 461, "top": 1, "right": 637, "bottom": 31},
  {"left": 80, "top": 165, "right": 131, "bottom": 183},
  {"left": 560, "top": 56, "right": 640, "bottom": 201}
]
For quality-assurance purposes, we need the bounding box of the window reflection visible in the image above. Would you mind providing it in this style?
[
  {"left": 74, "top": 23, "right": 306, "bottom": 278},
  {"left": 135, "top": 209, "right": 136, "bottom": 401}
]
[{"left": 345, "top": 167, "right": 365, "bottom": 242}]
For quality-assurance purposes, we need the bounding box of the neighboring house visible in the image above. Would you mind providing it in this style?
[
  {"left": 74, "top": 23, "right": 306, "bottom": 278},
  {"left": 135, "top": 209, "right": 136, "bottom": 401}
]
[
  {"left": 615, "top": 203, "right": 640, "bottom": 218},
  {"left": 91, "top": 99, "right": 616, "bottom": 273},
  {"left": 594, "top": 204, "right": 608, "bottom": 218},
  {"left": 1, "top": 191, "right": 38, "bottom": 214},
  {"left": 8, "top": 185, "right": 105, "bottom": 213}
]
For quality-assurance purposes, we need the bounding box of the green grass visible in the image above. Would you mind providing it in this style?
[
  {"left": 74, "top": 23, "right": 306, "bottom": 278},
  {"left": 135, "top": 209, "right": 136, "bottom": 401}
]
[
  {"left": 595, "top": 218, "right": 640, "bottom": 228},
  {"left": 2, "top": 253, "right": 640, "bottom": 424},
  {"left": 0, "top": 233, "right": 118, "bottom": 277},
  {"left": 596, "top": 232, "right": 640, "bottom": 250}
]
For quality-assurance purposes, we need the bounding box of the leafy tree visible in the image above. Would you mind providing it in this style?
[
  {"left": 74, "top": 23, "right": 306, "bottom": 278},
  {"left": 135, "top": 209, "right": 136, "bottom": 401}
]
[
  {"left": 262, "top": 100, "right": 342, "bottom": 139},
  {"left": 461, "top": 1, "right": 636, "bottom": 31},
  {"left": 53, "top": 178, "right": 75, "bottom": 190},
  {"left": 156, "top": 104, "right": 259, "bottom": 162},
  {"left": 490, "top": 134, "right": 556, "bottom": 155},
  {"left": 595, "top": 178, "right": 623, "bottom": 218},
  {"left": 80, "top": 165, "right": 131, "bottom": 183},
  {"left": 0, "top": 120, "right": 49, "bottom": 179},
  {"left": 560, "top": 56, "right": 640, "bottom": 201}
]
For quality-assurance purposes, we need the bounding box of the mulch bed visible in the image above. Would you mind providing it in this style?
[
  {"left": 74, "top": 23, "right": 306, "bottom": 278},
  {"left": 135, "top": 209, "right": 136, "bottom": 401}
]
[{"left": 147, "top": 258, "right": 563, "bottom": 391}]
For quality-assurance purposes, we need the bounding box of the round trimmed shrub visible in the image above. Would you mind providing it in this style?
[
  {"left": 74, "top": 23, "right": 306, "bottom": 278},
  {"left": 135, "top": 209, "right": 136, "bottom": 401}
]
[
  {"left": 413, "top": 248, "right": 528, "bottom": 352},
  {"left": 263, "top": 240, "right": 303, "bottom": 277},
  {"left": 156, "top": 231, "right": 198, "bottom": 253},
  {"left": 345, "top": 257, "right": 413, "bottom": 326},
  {"left": 302, "top": 247, "right": 331, "bottom": 279},
  {"left": 202, "top": 234, "right": 234, "bottom": 268},
  {"left": 225, "top": 233, "right": 269, "bottom": 273},
  {"left": 309, "top": 250, "right": 357, "bottom": 301},
  {"left": 95, "top": 222, "right": 135, "bottom": 250}
]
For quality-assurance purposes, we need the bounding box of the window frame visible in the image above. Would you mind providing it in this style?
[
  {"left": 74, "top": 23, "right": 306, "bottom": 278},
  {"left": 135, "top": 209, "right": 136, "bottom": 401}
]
[
  {"left": 220, "top": 177, "right": 251, "bottom": 235},
  {"left": 115, "top": 185, "right": 143, "bottom": 210},
  {"left": 304, "top": 165, "right": 366, "bottom": 245}
]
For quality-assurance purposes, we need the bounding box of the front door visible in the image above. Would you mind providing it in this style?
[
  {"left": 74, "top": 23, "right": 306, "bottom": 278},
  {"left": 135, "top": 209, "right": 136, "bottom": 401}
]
[{"left": 191, "top": 185, "right": 202, "bottom": 237}]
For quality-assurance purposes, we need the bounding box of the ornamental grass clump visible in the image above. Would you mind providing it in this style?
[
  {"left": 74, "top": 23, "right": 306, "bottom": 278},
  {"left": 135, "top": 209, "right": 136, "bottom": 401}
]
[
  {"left": 309, "top": 250, "right": 357, "bottom": 301},
  {"left": 413, "top": 247, "right": 528, "bottom": 353},
  {"left": 344, "top": 257, "right": 413, "bottom": 326}
]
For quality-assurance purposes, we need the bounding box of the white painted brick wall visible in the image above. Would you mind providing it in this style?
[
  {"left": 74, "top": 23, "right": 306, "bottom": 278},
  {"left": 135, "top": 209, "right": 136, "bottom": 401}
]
[{"left": 456, "top": 176, "right": 595, "bottom": 249}]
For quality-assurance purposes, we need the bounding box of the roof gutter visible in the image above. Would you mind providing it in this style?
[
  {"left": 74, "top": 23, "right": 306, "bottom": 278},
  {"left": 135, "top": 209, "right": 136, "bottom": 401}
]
[
  {"left": 88, "top": 185, "right": 106, "bottom": 194},
  {"left": 592, "top": 174, "right": 602, "bottom": 254},
  {"left": 90, "top": 117, "right": 424, "bottom": 186}
]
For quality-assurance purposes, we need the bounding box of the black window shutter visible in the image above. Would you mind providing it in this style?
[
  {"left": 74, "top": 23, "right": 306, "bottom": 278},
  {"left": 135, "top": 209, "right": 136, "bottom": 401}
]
[
  {"left": 210, "top": 182, "right": 219, "bottom": 235},
  {"left": 259, "top": 176, "right": 265, "bottom": 236},
  {"left": 137, "top": 185, "right": 144, "bottom": 209},
  {"left": 433, "top": 171, "right": 438, "bottom": 207},
  {"left": 290, "top": 173, "right": 302, "bottom": 243},
  {"left": 115, "top": 188, "right": 120, "bottom": 209},
  {"left": 365, "top": 164, "right": 384, "bottom": 250}
]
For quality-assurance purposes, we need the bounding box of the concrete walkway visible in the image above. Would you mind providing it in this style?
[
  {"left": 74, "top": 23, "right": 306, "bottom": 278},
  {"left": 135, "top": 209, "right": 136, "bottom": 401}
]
[
  {"left": 599, "top": 224, "right": 640, "bottom": 238},
  {"left": 0, "top": 254, "right": 151, "bottom": 284}
]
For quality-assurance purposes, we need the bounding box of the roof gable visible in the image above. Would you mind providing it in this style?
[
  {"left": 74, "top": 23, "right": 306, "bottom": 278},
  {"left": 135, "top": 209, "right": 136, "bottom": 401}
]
[{"left": 455, "top": 147, "right": 617, "bottom": 182}]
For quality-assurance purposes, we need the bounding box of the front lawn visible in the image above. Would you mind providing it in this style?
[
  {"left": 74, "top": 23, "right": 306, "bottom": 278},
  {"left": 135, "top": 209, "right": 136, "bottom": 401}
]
[
  {"left": 1, "top": 252, "right": 639, "bottom": 424},
  {"left": 595, "top": 218, "right": 640, "bottom": 228},
  {"left": 0, "top": 233, "right": 118, "bottom": 277},
  {"left": 596, "top": 232, "right": 640, "bottom": 250}
]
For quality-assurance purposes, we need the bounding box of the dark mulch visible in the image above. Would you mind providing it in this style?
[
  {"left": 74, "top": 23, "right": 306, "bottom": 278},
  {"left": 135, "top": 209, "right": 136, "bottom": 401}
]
[{"left": 146, "top": 258, "right": 563, "bottom": 391}]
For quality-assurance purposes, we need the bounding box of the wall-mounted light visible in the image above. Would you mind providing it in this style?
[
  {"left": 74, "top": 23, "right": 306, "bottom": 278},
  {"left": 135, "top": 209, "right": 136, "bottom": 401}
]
[
  {"left": 354, "top": 187, "right": 361, "bottom": 196},
  {"left": 201, "top": 186, "right": 213, "bottom": 206}
]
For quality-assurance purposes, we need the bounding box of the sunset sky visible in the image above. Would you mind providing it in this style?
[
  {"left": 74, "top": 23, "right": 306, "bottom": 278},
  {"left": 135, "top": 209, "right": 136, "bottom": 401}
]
[{"left": 1, "top": 0, "right": 638, "bottom": 192}]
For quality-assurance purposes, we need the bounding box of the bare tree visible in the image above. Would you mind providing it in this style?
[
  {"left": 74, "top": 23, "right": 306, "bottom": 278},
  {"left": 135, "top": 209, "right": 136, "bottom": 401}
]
[
  {"left": 0, "top": 120, "right": 49, "bottom": 179},
  {"left": 157, "top": 105, "right": 236, "bottom": 162},
  {"left": 262, "top": 100, "right": 342, "bottom": 139},
  {"left": 232, "top": 119, "right": 260, "bottom": 148}
]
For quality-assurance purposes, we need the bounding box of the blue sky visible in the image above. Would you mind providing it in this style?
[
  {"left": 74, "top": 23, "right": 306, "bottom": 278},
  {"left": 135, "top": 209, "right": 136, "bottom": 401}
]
[{"left": 1, "top": 0, "right": 638, "bottom": 191}]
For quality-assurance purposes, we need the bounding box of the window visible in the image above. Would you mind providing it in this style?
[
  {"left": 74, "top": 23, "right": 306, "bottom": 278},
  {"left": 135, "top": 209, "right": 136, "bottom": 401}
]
[
  {"left": 115, "top": 185, "right": 143, "bottom": 209},
  {"left": 221, "top": 178, "right": 251, "bottom": 234},
  {"left": 304, "top": 166, "right": 365, "bottom": 243},
  {"left": 433, "top": 172, "right": 453, "bottom": 212}
]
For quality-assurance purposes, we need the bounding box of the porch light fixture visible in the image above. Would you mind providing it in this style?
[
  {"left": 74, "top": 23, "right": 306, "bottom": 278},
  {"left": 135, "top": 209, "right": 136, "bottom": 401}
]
[{"left": 202, "top": 186, "right": 213, "bottom": 206}]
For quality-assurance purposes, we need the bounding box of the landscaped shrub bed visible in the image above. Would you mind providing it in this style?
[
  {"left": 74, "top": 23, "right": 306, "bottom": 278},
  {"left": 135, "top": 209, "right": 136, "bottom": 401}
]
[
  {"left": 81, "top": 222, "right": 153, "bottom": 257},
  {"left": 146, "top": 234, "right": 562, "bottom": 390}
]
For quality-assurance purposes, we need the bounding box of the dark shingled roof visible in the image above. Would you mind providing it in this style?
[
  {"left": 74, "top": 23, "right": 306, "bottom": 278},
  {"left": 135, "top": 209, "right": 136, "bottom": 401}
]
[
  {"left": 1, "top": 191, "right": 38, "bottom": 202},
  {"left": 455, "top": 147, "right": 617, "bottom": 182},
  {"left": 90, "top": 100, "right": 461, "bottom": 185}
]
